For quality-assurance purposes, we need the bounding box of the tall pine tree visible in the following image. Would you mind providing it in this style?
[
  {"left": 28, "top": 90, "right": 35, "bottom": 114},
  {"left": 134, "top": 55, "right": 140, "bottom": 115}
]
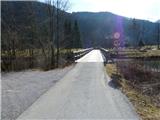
[
  {"left": 73, "top": 20, "right": 82, "bottom": 49},
  {"left": 63, "top": 20, "right": 73, "bottom": 49},
  {"left": 63, "top": 20, "right": 82, "bottom": 49}
]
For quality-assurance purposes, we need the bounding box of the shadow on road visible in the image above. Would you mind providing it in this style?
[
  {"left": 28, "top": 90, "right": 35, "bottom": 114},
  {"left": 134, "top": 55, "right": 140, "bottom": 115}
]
[{"left": 108, "top": 73, "right": 121, "bottom": 89}]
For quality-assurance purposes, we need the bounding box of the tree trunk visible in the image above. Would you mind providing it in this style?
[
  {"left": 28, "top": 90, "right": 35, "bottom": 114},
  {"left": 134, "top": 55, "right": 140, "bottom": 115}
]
[{"left": 56, "top": 0, "right": 60, "bottom": 67}]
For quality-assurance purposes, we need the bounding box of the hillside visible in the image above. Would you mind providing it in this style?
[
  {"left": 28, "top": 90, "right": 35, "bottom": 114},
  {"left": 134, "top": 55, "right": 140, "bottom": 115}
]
[
  {"left": 1, "top": 1, "right": 74, "bottom": 71},
  {"left": 72, "top": 12, "right": 158, "bottom": 48},
  {"left": 1, "top": 1, "right": 159, "bottom": 49},
  {"left": 1, "top": 1, "right": 70, "bottom": 50}
]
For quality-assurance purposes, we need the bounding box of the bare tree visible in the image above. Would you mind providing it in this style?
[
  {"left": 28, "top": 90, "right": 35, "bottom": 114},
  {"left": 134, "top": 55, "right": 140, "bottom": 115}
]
[
  {"left": 26, "top": 2, "right": 38, "bottom": 68},
  {"left": 56, "top": 0, "right": 60, "bottom": 67},
  {"left": 45, "top": 0, "right": 70, "bottom": 68},
  {"left": 55, "top": 0, "right": 70, "bottom": 67},
  {"left": 45, "top": 0, "right": 56, "bottom": 68},
  {"left": 1, "top": 2, "right": 20, "bottom": 70}
]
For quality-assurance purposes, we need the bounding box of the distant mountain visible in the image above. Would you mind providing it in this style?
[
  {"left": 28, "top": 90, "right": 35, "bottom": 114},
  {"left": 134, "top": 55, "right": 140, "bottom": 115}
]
[
  {"left": 1, "top": 1, "right": 159, "bottom": 49},
  {"left": 156, "top": 20, "right": 160, "bottom": 23},
  {"left": 1, "top": 1, "right": 48, "bottom": 25},
  {"left": 71, "top": 12, "right": 158, "bottom": 48},
  {"left": 1, "top": 1, "right": 69, "bottom": 49}
]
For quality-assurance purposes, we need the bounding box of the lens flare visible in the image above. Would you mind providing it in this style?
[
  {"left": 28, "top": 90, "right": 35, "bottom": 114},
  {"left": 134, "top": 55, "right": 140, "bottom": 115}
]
[
  {"left": 114, "top": 16, "right": 124, "bottom": 48},
  {"left": 114, "top": 32, "right": 120, "bottom": 39}
]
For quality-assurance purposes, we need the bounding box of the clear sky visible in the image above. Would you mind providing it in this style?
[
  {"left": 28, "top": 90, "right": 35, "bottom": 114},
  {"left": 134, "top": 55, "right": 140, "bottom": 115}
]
[{"left": 68, "top": 0, "right": 160, "bottom": 22}]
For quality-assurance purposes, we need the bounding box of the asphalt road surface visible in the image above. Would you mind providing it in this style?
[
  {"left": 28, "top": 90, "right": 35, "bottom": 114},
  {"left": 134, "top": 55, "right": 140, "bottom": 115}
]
[{"left": 17, "top": 50, "right": 140, "bottom": 120}]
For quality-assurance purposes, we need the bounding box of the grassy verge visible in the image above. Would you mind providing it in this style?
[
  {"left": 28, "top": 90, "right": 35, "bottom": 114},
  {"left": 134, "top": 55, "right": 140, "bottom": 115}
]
[
  {"left": 1, "top": 48, "right": 79, "bottom": 57},
  {"left": 106, "top": 63, "right": 160, "bottom": 120},
  {"left": 109, "top": 49, "right": 160, "bottom": 57},
  {"left": 1, "top": 48, "right": 75, "bottom": 71}
]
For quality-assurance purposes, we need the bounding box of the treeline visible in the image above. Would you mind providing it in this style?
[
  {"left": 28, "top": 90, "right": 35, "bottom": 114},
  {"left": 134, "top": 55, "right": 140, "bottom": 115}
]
[
  {"left": 1, "top": 1, "right": 82, "bottom": 71},
  {"left": 72, "top": 12, "right": 160, "bottom": 48},
  {"left": 63, "top": 20, "right": 82, "bottom": 49}
]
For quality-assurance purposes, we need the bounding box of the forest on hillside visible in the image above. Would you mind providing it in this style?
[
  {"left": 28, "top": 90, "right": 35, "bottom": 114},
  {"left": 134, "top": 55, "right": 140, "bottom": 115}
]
[
  {"left": 1, "top": 1, "right": 160, "bottom": 71},
  {"left": 1, "top": 1, "right": 82, "bottom": 71},
  {"left": 72, "top": 12, "right": 160, "bottom": 48}
]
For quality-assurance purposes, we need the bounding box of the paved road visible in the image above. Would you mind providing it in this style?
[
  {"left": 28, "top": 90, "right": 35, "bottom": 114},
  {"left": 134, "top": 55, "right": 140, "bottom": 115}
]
[
  {"left": 17, "top": 50, "right": 139, "bottom": 120},
  {"left": 75, "top": 49, "right": 104, "bottom": 62}
]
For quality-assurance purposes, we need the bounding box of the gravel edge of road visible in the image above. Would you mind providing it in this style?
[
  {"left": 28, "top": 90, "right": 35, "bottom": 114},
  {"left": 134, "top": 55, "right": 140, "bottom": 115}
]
[{"left": 1, "top": 65, "right": 74, "bottom": 120}]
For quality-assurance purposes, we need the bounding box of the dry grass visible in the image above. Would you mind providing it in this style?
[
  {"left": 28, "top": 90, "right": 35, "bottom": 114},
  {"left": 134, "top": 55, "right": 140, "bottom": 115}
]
[
  {"left": 106, "top": 63, "right": 160, "bottom": 120},
  {"left": 1, "top": 48, "right": 77, "bottom": 57},
  {"left": 123, "top": 50, "right": 160, "bottom": 57},
  {"left": 106, "top": 63, "right": 117, "bottom": 76},
  {"left": 109, "top": 49, "right": 160, "bottom": 57}
]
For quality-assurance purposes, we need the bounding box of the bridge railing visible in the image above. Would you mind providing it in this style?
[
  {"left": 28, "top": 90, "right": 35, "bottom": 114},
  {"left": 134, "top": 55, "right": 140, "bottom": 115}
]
[
  {"left": 73, "top": 48, "right": 93, "bottom": 60},
  {"left": 99, "top": 48, "right": 114, "bottom": 64}
]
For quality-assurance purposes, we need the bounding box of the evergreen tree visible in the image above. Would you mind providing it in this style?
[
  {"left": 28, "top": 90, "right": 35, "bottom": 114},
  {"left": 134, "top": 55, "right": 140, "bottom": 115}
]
[
  {"left": 157, "top": 23, "right": 160, "bottom": 49},
  {"left": 63, "top": 20, "right": 73, "bottom": 49},
  {"left": 73, "top": 20, "right": 82, "bottom": 48},
  {"left": 138, "top": 39, "right": 145, "bottom": 47},
  {"left": 131, "top": 18, "right": 141, "bottom": 47}
]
